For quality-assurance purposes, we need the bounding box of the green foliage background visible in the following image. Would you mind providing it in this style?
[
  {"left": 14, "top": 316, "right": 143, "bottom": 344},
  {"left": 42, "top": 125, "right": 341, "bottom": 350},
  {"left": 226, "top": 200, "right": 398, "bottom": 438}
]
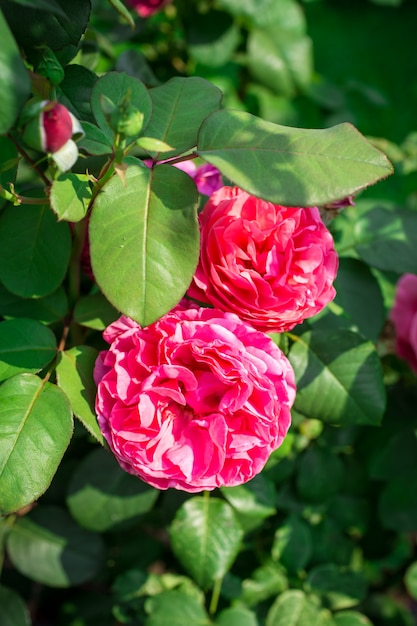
[{"left": 1, "top": 0, "right": 417, "bottom": 625}]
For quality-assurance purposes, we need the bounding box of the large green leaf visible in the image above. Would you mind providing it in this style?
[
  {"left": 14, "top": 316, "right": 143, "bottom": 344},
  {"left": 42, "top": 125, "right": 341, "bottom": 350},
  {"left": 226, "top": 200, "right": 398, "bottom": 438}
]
[
  {"left": 216, "top": 607, "right": 258, "bottom": 626},
  {"left": 305, "top": 564, "right": 367, "bottom": 610},
  {"left": 197, "top": 110, "right": 393, "bottom": 206},
  {"left": 169, "top": 497, "right": 244, "bottom": 590},
  {"left": 145, "top": 77, "right": 223, "bottom": 160},
  {"left": 73, "top": 292, "right": 118, "bottom": 330},
  {"left": 0, "top": 284, "right": 67, "bottom": 324},
  {"left": 217, "top": 0, "right": 306, "bottom": 29},
  {"left": 266, "top": 589, "right": 322, "bottom": 626},
  {"left": 333, "top": 258, "right": 385, "bottom": 342},
  {"left": 145, "top": 590, "right": 211, "bottom": 626},
  {"left": 50, "top": 173, "right": 92, "bottom": 222},
  {"left": 333, "top": 611, "right": 374, "bottom": 626},
  {"left": 0, "top": 586, "right": 30, "bottom": 626},
  {"left": 240, "top": 561, "right": 288, "bottom": 607},
  {"left": 184, "top": 10, "right": 240, "bottom": 69},
  {"left": 248, "top": 27, "right": 312, "bottom": 98},
  {"left": 221, "top": 474, "right": 276, "bottom": 532},
  {"left": 0, "top": 0, "right": 91, "bottom": 65},
  {"left": 6, "top": 505, "right": 104, "bottom": 587},
  {"left": 0, "top": 136, "right": 18, "bottom": 192},
  {"left": 56, "top": 345, "right": 103, "bottom": 444},
  {"left": 66, "top": 448, "right": 158, "bottom": 532},
  {"left": 271, "top": 514, "right": 312, "bottom": 572},
  {"left": 353, "top": 203, "right": 417, "bottom": 274},
  {"left": 295, "top": 446, "right": 344, "bottom": 503},
  {"left": 58, "top": 64, "right": 98, "bottom": 124},
  {"left": 288, "top": 329, "right": 386, "bottom": 426},
  {"left": 0, "top": 318, "right": 56, "bottom": 382},
  {"left": 0, "top": 8, "right": 30, "bottom": 134},
  {"left": 0, "top": 373, "right": 73, "bottom": 515},
  {"left": 89, "top": 161, "right": 199, "bottom": 327},
  {"left": 0, "top": 203, "right": 71, "bottom": 298}
]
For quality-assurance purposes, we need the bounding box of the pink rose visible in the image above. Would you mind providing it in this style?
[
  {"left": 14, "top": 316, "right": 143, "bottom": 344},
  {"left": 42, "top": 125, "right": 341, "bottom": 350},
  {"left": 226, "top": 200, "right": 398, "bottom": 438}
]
[
  {"left": 188, "top": 186, "right": 339, "bottom": 333},
  {"left": 173, "top": 161, "right": 223, "bottom": 196},
  {"left": 390, "top": 274, "right": 417, "bottom": 372},
  {"left": 126, "top": 0, "right": 172, "bottom": 17},
  {"left": 95, "top": 305, "right": 295, "bottom": 492}
]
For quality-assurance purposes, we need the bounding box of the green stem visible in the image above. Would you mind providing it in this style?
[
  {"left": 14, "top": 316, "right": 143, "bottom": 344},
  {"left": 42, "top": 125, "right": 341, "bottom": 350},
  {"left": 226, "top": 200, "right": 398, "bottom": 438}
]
[{"left": 209, "top": 577, "right": 222, "bottom": 616}]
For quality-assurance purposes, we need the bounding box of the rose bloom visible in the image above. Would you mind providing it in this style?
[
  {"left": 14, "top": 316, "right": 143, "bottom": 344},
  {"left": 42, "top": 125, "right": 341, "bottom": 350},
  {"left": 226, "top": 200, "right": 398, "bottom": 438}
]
[
  {"left": 126, "top": 0, "right": 172, "bottom": 17},
  {"left": 95, "top": 305, "right": 295, "bottom": 492},
  {"left": 390, "top": 274, "right": 417, "bottom": 372},
  {"left": 188, "top": 186, "right": 339, "bottom": 333}
]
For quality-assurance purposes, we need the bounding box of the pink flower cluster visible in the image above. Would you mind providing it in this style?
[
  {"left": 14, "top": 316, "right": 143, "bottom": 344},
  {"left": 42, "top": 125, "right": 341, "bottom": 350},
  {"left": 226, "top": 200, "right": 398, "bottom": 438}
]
[
  {"left": 95, "top": 180, "right": 339, "bottom": 492},
  {"left": 188, "top": 186, "right": 339, "bottom": 332},
  {"left": 95, "top": 306, "right": 295, "bottom": 491},
  {"left": 391, "top": 274, "right": 417, "bottom": 372}
]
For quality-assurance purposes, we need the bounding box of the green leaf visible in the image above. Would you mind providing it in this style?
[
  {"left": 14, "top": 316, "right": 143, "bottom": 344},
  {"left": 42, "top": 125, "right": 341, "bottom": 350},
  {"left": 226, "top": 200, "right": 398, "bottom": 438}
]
[
  {"left": 288, "top": 329, "right": 386, "bottom": 427},
  {"left": 58, "top": 64, "right": 98, "bottom": 124},
  {"left": 217, "top": 0, "right": 306, "bottom": 29},
  {"left": 248, "top": 27, "right": 312, "bottom": 98},
  {"left": 56, "top": 345, "right": 103, "bottom": 444},
  {"left": 0, "top": 318, "right": 56, "bottom": 382},
  {"left": 73, "top": 292, "right": 119, "bottom": 330},
  {"left": 136, "top": 137, "right": 174, "bottom": 153},
  {"left": 379, "top": 475, "right": 417, "bottom": 532},
  {"left": 0, "top": 284, "right": 67, "bottom": 324},
  {"left": 79, "top": 121, "right": 113, "bottom": 155},
  {"left": 296, "top": 446, "right": 344, "bottom": 503},
  {"left": 50, "top": 173, "right": 92, "bottom": 222},
  {"left": 0, "top": 8, "right": 30, "bottom": 134},
  {"left": 184, "top": 10, "right": 240, "bottom": 68},
  {"left": 0, "top": 0, "right": 91, "bottom": 65},
  {"left": 145, "top": 590, "right": 211, "bottom": 626},
  {"left": 197, "top": 110, "right": 393, "bottom": 206},
  {"left": 91, "top": 72, "right": 152, "bottom": 141},
  {"left": 216, "top": 607, "right": 258, "bottom": 626},
  {"left": 6, "top": 505, "right": 104, "bottom": 587},
  {"left": 404, "top": 562, "right": 417, "bottom": 601},
  {"left": 266, "top": 589, "right": 321, "bottom": 626},
  {"left": 169, "top": 497, "right": 244, "bottom": 590},
  {"left": 271, "top": 514, "right": 312, "bottom": 572},
  {"left": 5, "top": 0, "right": 66, "bottom": 16},
  {"left": 333, "top": 611, "right": 374, "bottom": 626},
  {"left": 0, "top": 203, "right": 71, "bottom": 298},
  {"left": 240, "top": 561, "right": 288, "bottom": 607},
  {"left": 310, "top": 518, "right": 354, "bottom": 567},
  {"left": 0, "top": 373, "right": 73, "bottom": 515},
  {"left": 0, "top": 585, "right": 30, "bottom": 626},
  {"left": 106, "top": 0, "right": 135, "bottom": 27},
  {"left": 89, "top": 161, "right": 199, "bottom": 327},
  {"left": 333, "top": 258, "right": 385, "bottom": 342},
  {"left": 221, "top": 474, "right": 276, "bottom": 532},
  {"left": 67, "top": 448, "right": 158, "bottom": 532},
  {"left": 353, "top": 204, "right": 417, "bottom": 274},
  {"left": 145, "top": 77, "right": 223, "bottom": 160},
  {"left": 305, "top": 564, "right": 367, "bottom": 610}
]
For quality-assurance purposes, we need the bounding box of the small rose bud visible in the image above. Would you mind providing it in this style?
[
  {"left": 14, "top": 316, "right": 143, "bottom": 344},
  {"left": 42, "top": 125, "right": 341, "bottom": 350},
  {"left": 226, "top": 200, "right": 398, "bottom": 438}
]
[
  {"left": 33, "top": 46, "right": 65, "bottom": 87},
  {"left": 21, "top": 100, "right": 84, "bottom": 172},
  {"left": 110, "top": 105, "right": 144, "bottom": 137}
]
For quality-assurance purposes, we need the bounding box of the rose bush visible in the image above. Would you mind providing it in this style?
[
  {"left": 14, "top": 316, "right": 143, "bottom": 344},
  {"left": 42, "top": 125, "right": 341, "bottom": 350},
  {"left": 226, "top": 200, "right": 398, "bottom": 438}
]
[
  {"left": 390, "top": 273, "right": 417, "bottom": 372},
  {"left": 188, "top": 186, "right": 339, "bottom": 333},
  {"left": 94, "top": 304, "right": 295, "bottom": 492}
]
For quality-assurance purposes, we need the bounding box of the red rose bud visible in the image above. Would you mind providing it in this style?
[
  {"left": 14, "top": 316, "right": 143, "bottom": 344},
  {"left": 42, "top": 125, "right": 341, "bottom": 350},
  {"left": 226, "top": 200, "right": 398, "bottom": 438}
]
[
  {"left": 42, "top": 102, "right": 74, "bottom": 153},
  {"left": 22, "top": 100, "right": 84, "bottom": 171}
]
